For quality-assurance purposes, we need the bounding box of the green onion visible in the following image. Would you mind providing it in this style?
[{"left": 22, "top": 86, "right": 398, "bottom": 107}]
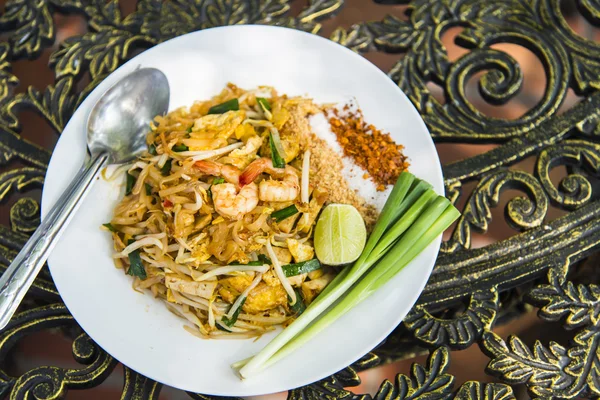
[
  {"left": 257, "top": 97, "right": 271, "bottom": 111},
  {"left": 263, "top": 199, "right": 459, "bottom": 369},
  {"left": 269, "top": 132, "right": 286, "bottom": 168},
  {"left": 271, "top": 204, "right": 298, "bottom": 222},
  {"left": 172, "top": 144, "right": 189, "bottom": 152},
  {"left": 258, "top": 254, "right": 272, "bottom": 264},
  {"left": 125, "top": 173, "right": 135, "bottom": 196},
  {"left": 161, "top": 159, "right": 172, "bottom": 176},
  {"left": 145, "top": 183, "right": 152, "bottom": 196},
  {"left": 222, "top": 297, "right": 246, "bottom": 327},
  {"left": 245, "top": 261, "right": 264, "bottom": 266},
  {"left": 235, "top": 172, "right": 460, "bottom": 378},
  {"left": 289, "top": 289, "right": 306, "bottom": 316},
  {"left": 126, "top": 240, "right": 146, "bottom": 280},
  {"left": 102, "top": 223, "right": 116, "bottom": 232},
  {"left": 148, "top": 144, "right": 157, "bottom": 155},
  {"left": 208, "top": 98, "right": 239, "bottom": 114},
  {"left": 207, "top": 178, "right": 225, "bottom": 199},
  {"left": 282, "top": 259, "right": 321, "bottom": 278}
]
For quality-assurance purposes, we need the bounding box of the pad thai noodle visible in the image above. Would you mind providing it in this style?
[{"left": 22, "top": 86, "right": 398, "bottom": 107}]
[{"left": 104, "top": 84, "right": 384, "bottom": 338}]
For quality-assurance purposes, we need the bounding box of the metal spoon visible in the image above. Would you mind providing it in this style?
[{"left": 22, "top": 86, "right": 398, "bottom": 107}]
[{"left": 0, "top": 67, "right": 170, "bottom": 329}]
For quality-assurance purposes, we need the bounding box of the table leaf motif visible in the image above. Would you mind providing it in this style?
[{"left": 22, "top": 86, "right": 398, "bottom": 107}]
[
  {"left": 298, "top": 0, "right": 343, "bottom": 22},
  {"left": 482, "top": 331, "right": 572, "bottom": 397},
  {"left": 454, "top": 382, "right": 516, "bottom": 400},
  {"left": 372, "top": 347, "right": 454, "bottom": 400},
  {"left": 0, "top": 0, "right": 54, "bottom": 58},
  {"left": 330, "top": 24, "right": 373, "bottom": 53},
  {"left": 529, "top": 270, "right": 600, "bottom": 329},
  {"left": 288, "top": 376, "right": 355, "bottom": 400}
]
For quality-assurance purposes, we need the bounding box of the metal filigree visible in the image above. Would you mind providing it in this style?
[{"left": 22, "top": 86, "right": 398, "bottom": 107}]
[{"left": 1, "top": 0, "right": 600, "bottom": 398}]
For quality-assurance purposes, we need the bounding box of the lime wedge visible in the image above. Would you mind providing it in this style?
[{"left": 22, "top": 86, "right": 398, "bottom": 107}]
[{"left": 314, "top": 204, "right": 367, "bottom": 265}]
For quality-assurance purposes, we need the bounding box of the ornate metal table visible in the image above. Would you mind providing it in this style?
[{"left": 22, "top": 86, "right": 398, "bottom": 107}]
[{"left": 1, "top": 0, "right": 599, "bottom": 398}]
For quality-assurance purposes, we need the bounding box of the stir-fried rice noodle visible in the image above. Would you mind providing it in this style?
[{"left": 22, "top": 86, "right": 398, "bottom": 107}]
[{"left": 105, "top": 83, "right": 342, "bottom": 338}]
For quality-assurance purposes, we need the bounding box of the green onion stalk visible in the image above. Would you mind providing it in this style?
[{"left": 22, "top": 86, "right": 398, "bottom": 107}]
[
  {"left": 237, "top": 172, "right": 423, "bottom": 377},
  {"left": 235, "top": 172, "right": 459, "bottom": 378}
]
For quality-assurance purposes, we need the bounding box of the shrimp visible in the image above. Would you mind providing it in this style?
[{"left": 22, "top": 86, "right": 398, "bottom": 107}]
[
  {"left": 194, "top": 160, "right": 240, "bottom": 184},
  {"left": 211, "top": 183, "right": 259, "bottom": 220},
  {"left": 239, "top": 158, "right": 299, "bottom": 202}
]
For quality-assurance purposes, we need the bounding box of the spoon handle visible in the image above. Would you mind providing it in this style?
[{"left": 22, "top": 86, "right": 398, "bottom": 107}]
[{"left": 0, "top": 152, "right": 109, "bottom": 329}]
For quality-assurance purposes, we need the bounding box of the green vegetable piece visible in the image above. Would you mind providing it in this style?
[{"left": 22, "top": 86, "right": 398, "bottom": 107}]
[
  {"left": 257, "top": 97, "right": 271, "bottom": 111},
  {"left": 245, "top": 261, "right": 264, "bottom": 266},
  {"left": 172, "top": 144, "right": 189, "bottom": 152},
  {"left": 271, "top": 204, "right": 298, "bottom": 222},
  {"left": 289, "top": 289, "right": 306, "bottom": 316},
  {"left": 222, "top": 297, "right": 246, "bottom": 327},
  {"left": 269, "top": 133, "right": 286, "bottom": 168},
  {"left": 208, "top": 98, "right": 239, "bottom": 115},
  {"left": 258, "top": 254, "right": 272, "bottom": 265},
  {"left": 161, "top": 159, "right": 172, "bottom": 176},
  {"left": 186, "top": 125, "right": 193, "bottom": 133},
  {"left": 282, "top": 259, "right": 321, "bottom": 278},
  {"left": 125, "top": 173, "right": 135, "bottom": 196},
  {"left": 126, "top": 239, "right": 147, "bottom": 280},
  {"left": 103, "top": 223, "right": 116, "bottom": 232},
  {"left": 148, "top": 144, "right": 157, "bottom": 155},
  {"left": 207, "top": 178, "right": 225, "bottom": 199},
  {"left": 145, "top": 183, "right": 152, "bottom": 195}
]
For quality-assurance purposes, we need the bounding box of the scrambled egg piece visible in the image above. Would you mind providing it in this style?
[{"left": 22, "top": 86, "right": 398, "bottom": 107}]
[
  {"left": 243, "top": 282, "right": 287, "bottom": 314},
  {"left": 165, "top": 274, "right": 216, "bottom": 299}
]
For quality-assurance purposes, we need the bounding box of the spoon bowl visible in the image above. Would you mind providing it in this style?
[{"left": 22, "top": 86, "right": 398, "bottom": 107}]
[
  {"left": 88, "top": 67, "right": 170, "bottom": 164},
  {"left": 0, "top": 67, "right": 170, "bottom": 329}
]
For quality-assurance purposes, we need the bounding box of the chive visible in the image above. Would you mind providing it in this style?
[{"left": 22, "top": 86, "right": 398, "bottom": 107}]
[
  {"left": 269, "top": 132, "right": 286, "bottom": 168},
  {"left": 186, "top": 125, "right": 193, "bottom": 133},
  {"left": 148, "top": 144, "right": 157, "bottom": 155},
  {"left": 207, "top": 178, "right": 225, "bottom": 199},
  {"left": 145, "top": 183, "right": 152, "bottom": 195},
  {"left": 161, "top": 159, "right": 172, "bottom": 176},
  {"left": 103, "top": 223, "right": 116, "bottom": 232},
  {"left": 208, "top": 98, "right": 239, "bottom": 115},
  {"left": 282, "top": 259, "right": 321, "bottom": 277},
  {"left": 126, "top": 240, "right": 146, "bottom": 280},
  {"left": 269, "top": 199, "right": 459, "bottom": 368},
  {"left": 258, "top": 254, "right": 272, "bottom": 265},
  {"left": 125, "top": 173, "right": 135, "bottom": 195},
  {"left": 257, "top": 97, "right": 271, "bottom": 111},
  {"left": 245, "top": 261, "right": 264, "bottom": 266},
  {"left": 172, "top": 144, "right": 189, "bottom": 152},
  {"left": 289, "top": 289, "right": 305, "bottom": 316},
  {"left": 235, "top": 172, "right": 461, "bottom": 378},
  {"left": 271, "top": 204, "right": 298, "bottom": 222},
  {"left": 222, "top": 297, "right": 246, "bottom": 327}
]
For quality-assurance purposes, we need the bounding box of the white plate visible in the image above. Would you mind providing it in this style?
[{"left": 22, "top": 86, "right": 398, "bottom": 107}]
[{"left": 41, "top": 25, "right": 443, "bottom": 397}]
